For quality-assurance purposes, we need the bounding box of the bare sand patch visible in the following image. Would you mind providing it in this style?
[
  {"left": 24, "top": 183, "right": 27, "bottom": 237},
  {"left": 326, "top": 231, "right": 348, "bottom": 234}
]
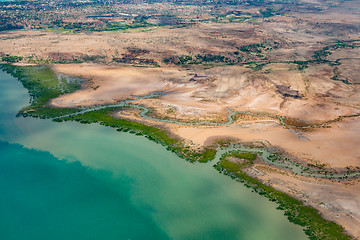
[{"left": 51, "top": 64, "right": 192, "bottom": 107}]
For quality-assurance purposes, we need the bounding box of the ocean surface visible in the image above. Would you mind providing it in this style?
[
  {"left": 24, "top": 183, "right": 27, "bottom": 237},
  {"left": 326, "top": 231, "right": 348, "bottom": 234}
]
[{"left": 0, "top": 69, "right": 308, "bottom": 240}]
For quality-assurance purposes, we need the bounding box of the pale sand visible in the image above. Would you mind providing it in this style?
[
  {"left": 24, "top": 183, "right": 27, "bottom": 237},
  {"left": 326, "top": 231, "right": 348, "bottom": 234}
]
[{"left": 51, "top": 64, "right": 187, "bottom": 107}]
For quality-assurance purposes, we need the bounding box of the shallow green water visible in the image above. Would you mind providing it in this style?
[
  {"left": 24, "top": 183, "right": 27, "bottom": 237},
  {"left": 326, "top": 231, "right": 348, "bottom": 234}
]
[{"left": 0, "top": 70, "right": 308, "bottom": 240}]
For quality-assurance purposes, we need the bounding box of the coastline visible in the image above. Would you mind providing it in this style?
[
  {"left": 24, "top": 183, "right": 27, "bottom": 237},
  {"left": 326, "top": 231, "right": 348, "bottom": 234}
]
[{"left": 1, "top": 63, "right": 355, "bottom": 239}]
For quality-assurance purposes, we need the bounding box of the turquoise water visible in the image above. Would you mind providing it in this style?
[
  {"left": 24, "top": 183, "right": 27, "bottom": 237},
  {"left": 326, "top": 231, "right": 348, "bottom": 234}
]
[
  {"left": 0, "top": 141, "right": 167, "bottom": 240},
  {"left": 0, "top": 69, "right": 308, "bottom": 240}
]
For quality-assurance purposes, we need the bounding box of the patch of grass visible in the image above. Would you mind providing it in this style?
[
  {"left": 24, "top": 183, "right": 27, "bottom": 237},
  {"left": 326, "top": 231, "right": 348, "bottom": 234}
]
[
  {"left": 47, "top": 19, "right": 165, "bottom": 33},
  {"left": 219, "top": 150, "right": 257, "bottom": 170},
  {"left": 245, "top": 61, "right": 269, "bottom": 71},
  {"left": 20, "top": 107, "right": 81, "bottom": 119},
  {"left": 0, "top": 64, "right": 81, "bottom": 111},
  {"left": 239, "top": 43, "right": 265, "bottom": 53},
  {"left": 163, "top": 53, "right": 239, "bottom": 65},
  {"left": 313, "top": 41, "right": 360, "bottom": 64},
  {"left": 313, "top": 48, "right": 331, "bottom": 63},
  {"left": 293, "top": 60, "right": 309, "bottom": 70},
  {"left": 226, "top": 151, "right": 257, "bottom": 162},
  {"left": 190, "top": 148, "right": 217, "bottom": 163},
  {"left": 259, "top": 8, "right": 275, "bottom": 18},
  {"left": 220, "top": 160, "right": 242, "bottom": 172},
  {"left": 1, "top": 54, "right": 23, "bottom": 63}
]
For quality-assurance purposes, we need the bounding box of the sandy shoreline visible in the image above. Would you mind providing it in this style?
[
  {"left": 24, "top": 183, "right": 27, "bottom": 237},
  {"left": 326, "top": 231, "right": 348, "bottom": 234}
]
[{"left": 44, "top": 63, "right": 360, "bottom": 238}]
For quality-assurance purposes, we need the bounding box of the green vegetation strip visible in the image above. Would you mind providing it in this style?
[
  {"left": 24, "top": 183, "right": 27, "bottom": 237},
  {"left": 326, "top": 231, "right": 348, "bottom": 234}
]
[
  {"left": 47, "top": 19, "right": 176, "bottom": 33},
  {"left": 56, "top": 108, "right": 216, "bottom": 163},
  {"left": 214, "top": 152, "right": 352, "bottom": 240},
  {"left": 1, "top": 54, "right": 23, "bottom": 63},
  {"left": 0, "top": 64, "right": 81, "bottom": 111}
]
